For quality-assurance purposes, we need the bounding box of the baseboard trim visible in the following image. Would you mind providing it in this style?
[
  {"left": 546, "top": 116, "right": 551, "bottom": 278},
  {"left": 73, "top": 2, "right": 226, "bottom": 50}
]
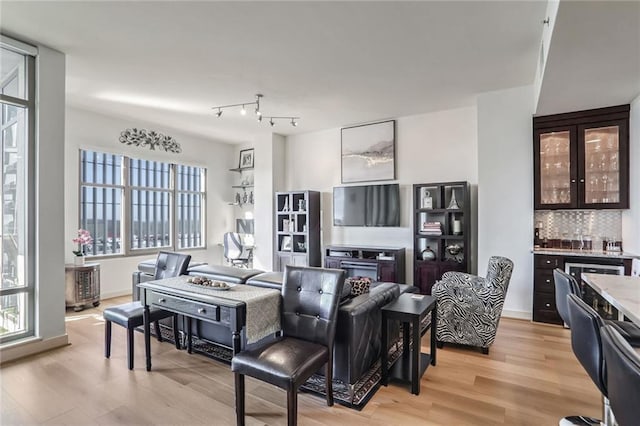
[
  {"left": 502, "top": 309, "right": 531, "bottom": 320},
  {"left": 100, "top": 289, "right": 132, "bottom": 300},
  {"left": 0, "top": 334, "right": 69, "bottom": 365}
]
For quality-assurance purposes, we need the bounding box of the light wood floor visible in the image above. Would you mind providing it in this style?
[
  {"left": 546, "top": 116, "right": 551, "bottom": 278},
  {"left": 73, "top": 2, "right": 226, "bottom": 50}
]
[{"left": 1, "top": 296, "right": 602, "bottom": 425}]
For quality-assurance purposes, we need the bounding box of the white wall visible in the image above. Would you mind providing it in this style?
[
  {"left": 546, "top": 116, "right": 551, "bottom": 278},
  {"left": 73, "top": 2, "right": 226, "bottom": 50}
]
[
  {"left": 477, "top": 85, "right": 534, "bottom": 319},
  {"left": 64, "top": 107, "right": 235, "bottom": 298},
  {"left": 622, "top": 94, "right": 640, "bottom": 254},
  {"left": 252, "top": 133, "right": 286, "bottom": 270},
  {"left": 285, "top": 107, "right": 478, "bottom": 282},
  {"left": 36, "top": 46, "right": 67, "bottom": 342}
]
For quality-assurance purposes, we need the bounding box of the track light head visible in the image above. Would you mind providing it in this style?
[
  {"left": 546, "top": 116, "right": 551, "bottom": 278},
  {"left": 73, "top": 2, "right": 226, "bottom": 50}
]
[
  {"left": 216, "top": 108, "right": 223, "bottom": 118},
  {"left": 257, "top": 115, "right": 263, "bottom": 123},
  {"left": 240, "top": 105, "right": 247, "bottom": 115},
  {"left": 291, "top": 118, "right": 298, "bottom": 127},
  {"left": 269, "top": 118, "right": 275, "bottom": 127}
]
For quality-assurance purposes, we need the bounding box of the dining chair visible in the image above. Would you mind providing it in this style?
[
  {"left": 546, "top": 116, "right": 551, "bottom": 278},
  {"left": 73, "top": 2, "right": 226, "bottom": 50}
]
[
  {"left": 103, "top": 251, "right": 191, "bottom": 369},
  {"left": 631, "top": 258, "right": 640, "bottom": 277},
  {"left": 231, "top": 265, "right": 345, "bottom": 426}
]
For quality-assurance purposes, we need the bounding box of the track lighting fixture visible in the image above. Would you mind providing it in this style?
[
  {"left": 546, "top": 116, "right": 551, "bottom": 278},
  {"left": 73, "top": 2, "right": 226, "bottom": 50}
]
[
  {"left": 263, "top": 116, "right": 300, "bottom": 127},
  {"left": 211, "top": 94, "right": 300, "bottom": 127}
]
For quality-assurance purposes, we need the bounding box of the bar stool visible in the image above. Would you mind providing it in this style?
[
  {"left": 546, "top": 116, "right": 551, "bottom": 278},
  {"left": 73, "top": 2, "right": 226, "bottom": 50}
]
[
  {"left": 553, "top": 269, "right": 640, "bottom": 346},
  {"left": 104, "top": 251, "right": 191, "bottom": 369},
  {"left": 562, "top": 294, "right": 612, "bottom": 426},
  {"left": 601, "top": 324, "right": 640, "bottom": 426}
]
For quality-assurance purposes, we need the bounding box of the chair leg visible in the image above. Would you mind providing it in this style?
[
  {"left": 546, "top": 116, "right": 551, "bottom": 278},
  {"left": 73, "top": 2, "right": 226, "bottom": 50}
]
[
  {"left": 325, "top": 361, "right": 334, "bottom": 407},
  {"left": 172, "top": 315, "right": 181, "bottom": 350},
  {"left": 436, "top": 341, "right": 444, "bottom": 349},
  {"left": 154, "top": 321, "right": 163, "bottom": 342},
  {"left": 481, "top": 347, "right": 489, "bottom": 355},
  {"left": 105, "top": 320, "right": 112, "bottom": 358},
  {"left": 127, "top": 328, "right": 134, "bottom": 370},
  {"left": 287, "top": 388, "right": 298, "bottom": 426},
  {"left": 234, "top": 373, "right": 245, "bottom": 426}
]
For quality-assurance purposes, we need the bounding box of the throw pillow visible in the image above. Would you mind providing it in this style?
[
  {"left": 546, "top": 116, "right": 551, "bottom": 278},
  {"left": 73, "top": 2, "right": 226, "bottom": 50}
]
[{"left": 347, "top": 276, "right": 372, "bottom": 297}]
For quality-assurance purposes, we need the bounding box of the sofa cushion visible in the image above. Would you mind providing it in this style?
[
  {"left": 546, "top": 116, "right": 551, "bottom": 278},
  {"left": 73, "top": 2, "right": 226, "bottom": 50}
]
[
  {"left": 188, "top": 264, "right": 263, "bottom": 284},
  {"left": 347, "top": 276, "right": 372, "bottom": 296},
  {"left": 245, "top": 272, "right": 284, "bottom": 290}
]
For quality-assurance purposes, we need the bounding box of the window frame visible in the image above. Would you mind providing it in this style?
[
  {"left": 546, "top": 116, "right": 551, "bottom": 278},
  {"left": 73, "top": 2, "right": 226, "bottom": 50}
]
[
  {"left": 79, "top": 150, "right": 207, "bottom": 259},
  {"left": 0, "top": 40, "right": 36, "bottom": 344}
]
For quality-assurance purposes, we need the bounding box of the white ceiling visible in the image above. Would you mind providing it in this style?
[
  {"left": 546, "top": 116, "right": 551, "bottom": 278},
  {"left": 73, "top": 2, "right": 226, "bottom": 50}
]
[
  {"left": 0, "top": 1, "right": 548, "bottom": 144},
  {"left": 536, "top": 1, "right": 640, "bottom": 116}
]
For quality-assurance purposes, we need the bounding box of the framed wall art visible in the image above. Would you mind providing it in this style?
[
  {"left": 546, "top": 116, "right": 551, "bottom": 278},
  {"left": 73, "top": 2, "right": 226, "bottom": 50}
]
[
  {"left": 238, "top": 148, "right": 254, "bottom": 169},
  {"left": 341, "top": 120, "right": 395, "bottom": 183}
]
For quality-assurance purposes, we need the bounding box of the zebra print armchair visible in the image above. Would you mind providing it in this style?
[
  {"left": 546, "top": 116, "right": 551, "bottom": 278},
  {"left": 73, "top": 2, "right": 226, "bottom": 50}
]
[{"left": 431, "top": 256, "right": 514, "bottom": 354}]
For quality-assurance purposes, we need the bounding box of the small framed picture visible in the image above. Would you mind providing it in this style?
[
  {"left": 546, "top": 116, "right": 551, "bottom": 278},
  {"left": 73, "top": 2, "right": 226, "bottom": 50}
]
[
  {"left": 281, "top": 236, "right": 292, "bottom": 251},
  {"left": 239, "top": 148, "right": 254, "bottom": 169}
]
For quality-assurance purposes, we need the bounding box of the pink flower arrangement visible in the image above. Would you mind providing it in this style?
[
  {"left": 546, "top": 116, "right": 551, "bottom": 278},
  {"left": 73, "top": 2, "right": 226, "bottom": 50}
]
[{"left": 72, "top": 229, "right": 93, "bottom": 257}]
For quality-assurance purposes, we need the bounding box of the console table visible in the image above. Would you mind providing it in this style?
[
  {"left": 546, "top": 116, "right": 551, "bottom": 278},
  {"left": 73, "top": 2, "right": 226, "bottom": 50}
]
[
  {"left": 324, "top": 245, "right": 406, "bottom": 283},
  {"left": 138, "top": 276, "right": 280, "bottom": 371}
]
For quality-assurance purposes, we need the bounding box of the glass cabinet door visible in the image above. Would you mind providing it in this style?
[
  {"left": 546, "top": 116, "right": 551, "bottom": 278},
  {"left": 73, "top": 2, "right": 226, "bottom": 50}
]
[
  {"left": 536, "top": 128, "right": 576, "bottom": 208},
  {"left": 580, "top": 124, "right": 622, "bottom": 207}
]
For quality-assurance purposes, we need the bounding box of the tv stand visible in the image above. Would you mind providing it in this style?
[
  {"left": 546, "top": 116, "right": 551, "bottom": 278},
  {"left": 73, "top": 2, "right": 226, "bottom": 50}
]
[{"left": 324, "top": 245, "right": 406, "bottom": 284}]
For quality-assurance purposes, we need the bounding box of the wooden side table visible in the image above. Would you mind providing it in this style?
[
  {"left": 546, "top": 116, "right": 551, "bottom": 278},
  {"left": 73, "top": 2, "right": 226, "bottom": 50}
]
[
  {"left": 381, "top": 293, "right": 437, "bottom": 395},
  {"left": 65, "top": 263, "right": 100, "bottom": 311}
]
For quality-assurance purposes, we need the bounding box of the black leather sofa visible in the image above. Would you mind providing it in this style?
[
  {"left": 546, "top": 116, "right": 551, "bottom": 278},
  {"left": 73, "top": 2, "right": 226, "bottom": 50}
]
[{"left": 132, "top": 259, "right": 412, "bottom": 400}]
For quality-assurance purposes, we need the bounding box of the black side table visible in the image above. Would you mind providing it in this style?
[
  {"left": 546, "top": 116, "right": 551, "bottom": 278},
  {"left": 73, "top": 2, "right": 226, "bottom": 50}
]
[{"left": 381, "top": 293, "right": 437, "bottom": 395}]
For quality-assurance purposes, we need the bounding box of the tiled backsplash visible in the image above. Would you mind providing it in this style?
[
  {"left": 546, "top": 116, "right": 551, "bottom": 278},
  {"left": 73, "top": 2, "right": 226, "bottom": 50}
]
[{"left": 534, "top": 210, "right": 622, "bottom": 249}]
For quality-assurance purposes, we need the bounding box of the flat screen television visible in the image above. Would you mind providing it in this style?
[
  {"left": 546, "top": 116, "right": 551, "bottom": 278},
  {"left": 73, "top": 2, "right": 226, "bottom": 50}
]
[{"left": 333, "top": 183, "right": 400, "bottom": 227}]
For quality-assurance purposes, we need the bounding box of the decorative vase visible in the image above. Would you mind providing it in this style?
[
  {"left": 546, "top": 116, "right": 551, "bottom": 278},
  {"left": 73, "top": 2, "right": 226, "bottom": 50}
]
[
  {"left": 420, "top": 247, "right": 436, "bottom": 261},
  {"left": 447, "top": 190, "right": 460, "bottom": 209},
  {"left": 74, "top": 255, "right": 85, "bottom": 266},
  {"left": 421, "top": 189, "right": 433, "bottom": 209}
]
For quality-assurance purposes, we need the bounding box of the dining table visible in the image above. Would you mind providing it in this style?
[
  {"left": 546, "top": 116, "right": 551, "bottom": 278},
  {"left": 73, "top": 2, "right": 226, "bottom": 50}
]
[{"left": 581, "top": 273, "right": 640, "bottom": 326}]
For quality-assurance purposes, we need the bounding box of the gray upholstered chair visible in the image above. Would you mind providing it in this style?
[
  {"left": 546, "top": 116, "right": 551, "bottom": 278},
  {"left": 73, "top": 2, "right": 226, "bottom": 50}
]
[
  {"left": 104, "top": 251, "right": 191, "bottom": 369},
  {"left": 601, "top": 324, "right": 640, "bottom": 426},
  {"left": 231, "top": 265, "right": 345, "bottom": 426},
  {"left": 432, "top": 256, "right": 514, "bottom": 354}
]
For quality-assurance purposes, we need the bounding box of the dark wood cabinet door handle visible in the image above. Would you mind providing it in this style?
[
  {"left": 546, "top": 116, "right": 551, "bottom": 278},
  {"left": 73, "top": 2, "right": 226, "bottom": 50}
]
[
  {"left": 545, "top": 303, "right": 551, "bottom": 308},
  {"left": 545, "top": 279, "right": 551, "bottom": 283}
]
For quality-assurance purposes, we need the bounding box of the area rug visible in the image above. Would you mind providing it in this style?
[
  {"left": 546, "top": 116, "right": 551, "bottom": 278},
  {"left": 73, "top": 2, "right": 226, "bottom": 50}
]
[{"left": 153, "top": 315, "right": 431, "bottom": 409}]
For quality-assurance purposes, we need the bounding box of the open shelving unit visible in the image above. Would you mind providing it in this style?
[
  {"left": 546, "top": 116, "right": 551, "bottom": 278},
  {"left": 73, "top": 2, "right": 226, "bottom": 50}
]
[
  {"left": 274, "top": 191, "right": 321, "bottom": 271},
  {"left": 413, "top": 181, "right": 471, "bottom": 294},
  {"left": 228, "top": 166, "right": 254, "bottom": 206}
]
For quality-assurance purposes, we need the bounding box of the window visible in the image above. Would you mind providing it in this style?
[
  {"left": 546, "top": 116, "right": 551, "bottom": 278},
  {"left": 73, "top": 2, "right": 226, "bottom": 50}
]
[
  {"left": 177, "top": 165, "right": 205, "bottom": 249},
  {"left": 79, "top": 150, "right": 206, "bottom": 256},
  {"left": 0, "top": 41, "right": 35, "bottom": 343}
]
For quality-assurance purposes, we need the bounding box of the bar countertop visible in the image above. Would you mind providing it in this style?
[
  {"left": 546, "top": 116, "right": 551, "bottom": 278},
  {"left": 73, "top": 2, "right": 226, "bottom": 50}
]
[
  {"left": 581, "top": 273, "right": 640, "bottom": 326},
  {"left": 532, "top": 248, "right": 638, "bottom": 260}
]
